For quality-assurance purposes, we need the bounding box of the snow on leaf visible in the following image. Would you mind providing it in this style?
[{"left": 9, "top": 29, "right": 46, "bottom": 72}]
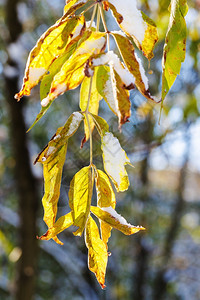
[
  {"left": 95, "top": 169, "right": 116, "bottom": 244},
  {"left": 162, "top": 0, "right": 188, "bottom": 101},
  {"left": 80, "top": 67, "right": 102, "bottom": 141},
  {"left": 85, "top": 216, "right": 108, "bottom": 289},
  {"left": 112, "top": 32, "right": 158, "bottom": 102},
  {"left": 69, "top": 166, "right": 93, "bottom": 236},
  {"left": 101, "top": 132, "right": 131, "bottom": 192},
  {"left": 38, "top": 212, "right": 73, "bottom": 245},
  {"left": 107, "top": 0, "right": 158, "bottom": 59},
  {"left": 90, "top": 206, "right": 145, "bottom": 235},
  {"left": 35, "top": 112, "right": 83, "bottom": 163},
  {"left": 40, "top": 31, "right": 106, "bottom": 107},
  {"left": 34, "top": 112, "right": 83, "bottom": 229},
  {"left": 15, "top": 15, "right": 82, "bottom": 101}
]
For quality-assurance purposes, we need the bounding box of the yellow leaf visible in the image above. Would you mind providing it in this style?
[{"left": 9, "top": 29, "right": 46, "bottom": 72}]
[
  {"left": 69, "top": 166, "right": 93, "bottom": 236},
  {"left": 38, "top": 212, "right": 73, "bottom": 245},
  {"left": 41, "top": 144, "right": 67, "bottom": 229},
  {"left": 101, "top": 132, "right": 131, "bottom": 192},
  {"left": 85, "top": 216, "right": 108, "bottom": 289},
  {"left": 41, "top": 31, "right": 106, "bottom": 107},
  {"left": 15, "top": 16, "right": 84, "bottom": 101},
  {"left": 35, "top": 112, "right": 83, "bottom": 229},
  {"left": 112, "top": 32, "right": 157, "bottom": 102},
  {"left": 90, "top": 206, "right": 145, "bottom": 235},
  {"left": 95, "top": 169, "right": 116, "bottom": 244},
  {"left": 80, "top": 68, "right": 102, "bottom": 141}
]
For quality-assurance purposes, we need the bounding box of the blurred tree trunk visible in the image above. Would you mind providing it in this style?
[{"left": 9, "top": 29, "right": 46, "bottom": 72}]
[
  {"left": 153, "top": 125, "right": 190, "bottom": 300},
  {"left": 133, "top": 115, "right": 154, "bottom": 300},
  {"left": 4, "top": 0, "right": 39, "bottom": 299}
]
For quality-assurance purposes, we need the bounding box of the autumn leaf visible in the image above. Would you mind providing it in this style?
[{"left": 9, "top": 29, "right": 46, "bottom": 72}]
[
  {"left": 35, "top": 112, "right": 83, "bottom": 229},
  {"left": 91, "top": 114, "right": 132, "bottom": 192},
  {"left": 162, "top": 0, "right": 188, "bottom": 100},
  {"left": 95, "top": 169, "right": 116, "bottom": 244},
  {"left": 69, "top": 166, "right": 93, "bottom": 236},
  {"left": 80, "top": 67, "right": 102, "bottom": 141},
  {"left": 101, "top": 131, "right": 131, "bottom": 192},
  {"left": 40, "top": 31, "right": 106, "bottom": 107},
  {"left": 85, "top": 216, "right": 108, "bottom": 289},
  {"left": 38, "top": 212, "right": 73, "bottom": 245},
  {"left": 15, "top": 15, "right": 84, "bottom": 101},
  {"left": 90, "top": 206, "right": 145, "bottom": 235},
  {"left": 112, "top": 32, "right": 157, "bottom": 102}
]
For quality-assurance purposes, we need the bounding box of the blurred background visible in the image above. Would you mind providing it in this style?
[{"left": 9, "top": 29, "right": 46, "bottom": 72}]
[{"left": 0, "top": 0, "right": 200, "bottom": 299}]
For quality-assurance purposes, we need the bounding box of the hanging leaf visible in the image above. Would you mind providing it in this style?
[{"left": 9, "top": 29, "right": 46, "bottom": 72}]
[
  {"left": 69, "top": 166, "right": 93, "bottom": 236},
  {"left": 40, "top": 31, "right": 106, "bottom": 107},
  {"left": 162, "top": 0, "right": 188, "bottom": 100},
  {"left": 91, "top": 114, "right": 132, "bottom": 192},
  {"left": 80, "top": 67, "right": 102, "bottom": 141},
  {"left": 38, "top": 212, "right": 73, "bottom": 245},
  {"left": 101, "top": 131, "right": 131, "bottom": 192},
  {"left": 95, "top": 169, "right": 116, "bottom": 244},
  {"left": 35, "top": 112, "right": 83, "bottom": 229},
  {"left": 15, "top": 15, "right": 84, "bottom": 101},
  {"left": 91, "top": 206, "right": 145, "bottom": 235},
  {"left": 85, "top": 216, "right": 108, "bottom": 289},
  {"left": 112, "top": 32, "right": 157, "bottom": 102},
  {"left": 106, "top": 0, "right": 158, "bottom": 59}
]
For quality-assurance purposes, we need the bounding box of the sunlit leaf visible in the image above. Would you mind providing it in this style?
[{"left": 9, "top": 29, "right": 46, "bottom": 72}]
[
  {"left": 69, "top": 166, "right": 93, "bottom": 236},
  {"left": 40, "top": 31, "right": 106, "bottom": 107},
  {"left": 91, "top": 206, "right": 145, "bottom": 235},
  {"left": 162, "top": 0, "right": 188, "bottom": 100},
  {"left": 15, "top": 16, "right": 84, "bottom": 101},
  {"left": 80, "top": 67, "right": 102, "bottom": 141},
  {"left": 95, "top": 169, "right": 116, "bottom": 244},
  {"left": 35, "top": 112, "right": 83, "bottom": 229},
  {"left": 90, "top": 113, "right": 109, "bottom": 136},
  {"left": 107, "top": 0, "right": 158, "bottom": 59},
  {"left": 85, "top": 216, "right": 108, "bottom": 289},
  {"left": 112, "top": 32, "right": 157, "bottom": 102},
  {"left": 38, "top": 212, "right": 73, "bottom": 245},
  {"left": 96, "top": 64, "right": 131, "bottom": 126}
]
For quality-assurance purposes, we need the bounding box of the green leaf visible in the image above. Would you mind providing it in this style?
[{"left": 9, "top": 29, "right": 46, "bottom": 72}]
[
  {"left": 85, "top": 216, "right": 108, "bottom": 289},
  {"left": 15, "top": 15, "right": 84, "bottom": 101},
  {"left": 34, "top": 112, "right": 83, "bottom": 229},
  {"left": 80, "top": 67, "right": 102, "bottom": 141},
  {"left": 90, "top": 113, "right": 109, "bottom": 136},
  {"left": 90, "top": 206, "right": 145, "bottom": 235},
  {"left": 69, "top": 166, "right": 93, "bottom": 236},
  {"left": 38, "top": 212, "right": 73, "bottom": 245},
  {"left": 162, "top": 0, "right": 188, "bottom": 100}
]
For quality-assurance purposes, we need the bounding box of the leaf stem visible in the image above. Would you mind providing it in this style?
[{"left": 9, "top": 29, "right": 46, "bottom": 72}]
[
  {"left": 99, "top": 3, "right": 110, "bottom": 51},
  {"left": 89, "top": 4, "right": 97, "bottom": 28},
  {"left": 85, "top": 77, "right": 93, "bottom": 165},
  {"left": 96, "top": 4, "right": 101, "bottom": 31}
]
